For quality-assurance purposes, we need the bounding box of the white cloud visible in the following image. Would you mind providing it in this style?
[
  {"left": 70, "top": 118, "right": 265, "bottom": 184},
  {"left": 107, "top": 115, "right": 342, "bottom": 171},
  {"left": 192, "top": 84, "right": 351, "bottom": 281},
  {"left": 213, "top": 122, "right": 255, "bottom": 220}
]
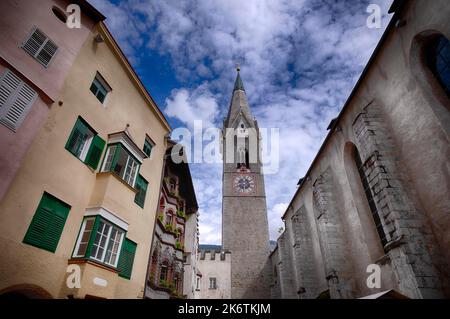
[
  {"left": 164, "top": 83, "right": 220, "bottom": 129},
  {"left": 91, "top": 0, "right": 394, "bottom": 244}
]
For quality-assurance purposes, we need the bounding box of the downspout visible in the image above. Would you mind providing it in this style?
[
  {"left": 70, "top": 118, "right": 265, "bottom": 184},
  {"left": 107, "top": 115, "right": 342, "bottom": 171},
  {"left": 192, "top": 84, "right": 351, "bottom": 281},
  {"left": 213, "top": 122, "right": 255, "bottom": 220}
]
[{"left": 143, "top": 133, "right": 171, "bottom": 299}]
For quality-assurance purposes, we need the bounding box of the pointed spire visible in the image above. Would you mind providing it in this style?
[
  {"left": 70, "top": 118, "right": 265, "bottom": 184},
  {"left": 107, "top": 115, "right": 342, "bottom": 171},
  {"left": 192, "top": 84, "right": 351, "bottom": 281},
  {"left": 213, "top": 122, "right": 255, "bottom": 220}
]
[
  {"left": 225, "top": 66, "right": 253, "bottom": 128},
  {"left": 233, "top": 65, "right": 245, "bottom": 92}
]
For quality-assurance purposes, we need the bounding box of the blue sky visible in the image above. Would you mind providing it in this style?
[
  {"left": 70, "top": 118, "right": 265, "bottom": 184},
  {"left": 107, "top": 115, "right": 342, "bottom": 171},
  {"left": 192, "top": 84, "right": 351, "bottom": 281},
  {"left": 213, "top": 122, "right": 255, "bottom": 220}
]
[{"left": 90, "top": 0, "right": 394, "bottom": 244}]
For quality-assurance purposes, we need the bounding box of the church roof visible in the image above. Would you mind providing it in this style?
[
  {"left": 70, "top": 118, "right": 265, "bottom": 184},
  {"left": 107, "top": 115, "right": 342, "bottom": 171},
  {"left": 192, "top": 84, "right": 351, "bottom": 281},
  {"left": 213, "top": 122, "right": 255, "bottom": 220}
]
[
  {"left": 233, "top": 71, "right": 245, "bottom": 92},
  {"left": 225, "top": 70, "right": 254, "bottom": 128}
]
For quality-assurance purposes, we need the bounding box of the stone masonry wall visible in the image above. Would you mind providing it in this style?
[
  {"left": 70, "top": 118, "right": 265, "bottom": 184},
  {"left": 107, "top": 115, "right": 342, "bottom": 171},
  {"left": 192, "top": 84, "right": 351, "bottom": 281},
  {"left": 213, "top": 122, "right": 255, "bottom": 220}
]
[
  {"left": 276, "top": 232, "right": 297, "bottom": 298},
  {"left": 352, "top": 102, "right": 449, "bottom": 298},
  {"left": 313, "top": 167, "right": 355, "bottom": 299},
  {"left": 290, "top": 206, "right": 320, "bottom": 299}
]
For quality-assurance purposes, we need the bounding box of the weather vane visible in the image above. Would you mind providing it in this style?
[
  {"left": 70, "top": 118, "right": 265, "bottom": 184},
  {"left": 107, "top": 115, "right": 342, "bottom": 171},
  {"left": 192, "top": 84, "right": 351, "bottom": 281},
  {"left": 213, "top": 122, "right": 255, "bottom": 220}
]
[{"left": 235, "top": 62, "right": 240, "bottom": 72}]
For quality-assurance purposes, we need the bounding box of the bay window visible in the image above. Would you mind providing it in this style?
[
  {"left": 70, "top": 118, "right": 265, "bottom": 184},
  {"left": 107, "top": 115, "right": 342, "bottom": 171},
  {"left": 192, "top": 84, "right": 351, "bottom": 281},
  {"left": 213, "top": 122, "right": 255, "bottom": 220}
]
[
  {"left": 101, "top": 143, "right": 140, "bottom": 187},
  {"left": 73, "top": 216, "right": 125, "bottom": 268},
  {"left": 72, "top": 209, "right": 137, "bottom": 279}
]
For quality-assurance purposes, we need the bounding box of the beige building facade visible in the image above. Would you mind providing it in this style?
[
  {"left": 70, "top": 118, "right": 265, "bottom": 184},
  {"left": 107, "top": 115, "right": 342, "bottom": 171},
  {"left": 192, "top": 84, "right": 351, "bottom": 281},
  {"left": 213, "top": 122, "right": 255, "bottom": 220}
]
[
  {"left": 196, "top": 249, "right": 231, "bottom": 299},
  {"left": 270, "top": 0, "right": 450, "bottom": 299},
  {"left": 0, "top": 9, "right": 171, "bottom": 299}
]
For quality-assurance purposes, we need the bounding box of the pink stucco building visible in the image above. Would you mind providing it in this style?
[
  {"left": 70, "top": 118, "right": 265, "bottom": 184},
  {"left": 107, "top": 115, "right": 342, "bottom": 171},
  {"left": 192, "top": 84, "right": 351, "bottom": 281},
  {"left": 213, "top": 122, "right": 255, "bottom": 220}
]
[{"left": 0, "top": 0, "right": 104, "bottom": 200}]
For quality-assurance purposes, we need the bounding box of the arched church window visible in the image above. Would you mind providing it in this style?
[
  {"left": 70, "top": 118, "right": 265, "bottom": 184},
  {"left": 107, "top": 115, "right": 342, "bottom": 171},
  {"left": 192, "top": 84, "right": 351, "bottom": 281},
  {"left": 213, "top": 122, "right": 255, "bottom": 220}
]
[
  {"left": 427, "top": 35, "right": 450, "bottom": 98},
  {"left": 245, "top": 149, "right": 249, "bottom": 168},
  {"left": 237, "top": 147, "right": 246, "bottom": 168},
  {"left": 354, "top": 147, "right": 388, "bottom": 249}
]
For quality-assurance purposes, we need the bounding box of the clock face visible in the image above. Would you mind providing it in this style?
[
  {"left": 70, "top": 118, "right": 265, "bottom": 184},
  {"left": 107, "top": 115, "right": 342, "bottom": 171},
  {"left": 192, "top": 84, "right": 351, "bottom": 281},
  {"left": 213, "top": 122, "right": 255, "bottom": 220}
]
[{"left": 233, "top": 175, "right": 255, "bottom": 195}]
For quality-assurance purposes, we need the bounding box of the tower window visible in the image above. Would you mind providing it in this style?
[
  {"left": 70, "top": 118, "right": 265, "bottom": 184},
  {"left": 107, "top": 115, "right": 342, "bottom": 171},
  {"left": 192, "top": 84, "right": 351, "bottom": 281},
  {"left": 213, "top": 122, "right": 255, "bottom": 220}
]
[
  {"left": 354, "top": 148, "right": 388, "bottom": 249},
  {"left": 427, "top": 35, "right": 450, "bottom": 97},
  {"left": 209, "top": 277, "right": 217, "bottom": 289}
]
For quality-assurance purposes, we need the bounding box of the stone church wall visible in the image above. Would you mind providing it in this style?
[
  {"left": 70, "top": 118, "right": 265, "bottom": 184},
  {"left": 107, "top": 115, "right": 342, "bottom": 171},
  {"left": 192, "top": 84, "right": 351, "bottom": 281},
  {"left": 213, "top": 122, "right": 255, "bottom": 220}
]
[{"left": 270, "top": 0, "right": 450, "bottom": 299}]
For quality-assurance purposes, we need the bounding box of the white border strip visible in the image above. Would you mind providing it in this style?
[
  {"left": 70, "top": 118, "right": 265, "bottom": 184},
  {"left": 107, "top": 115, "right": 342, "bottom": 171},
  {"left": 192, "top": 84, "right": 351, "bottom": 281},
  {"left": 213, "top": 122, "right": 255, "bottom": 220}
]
[{"left": 85, "top": 206, "right": 129, "bottom": 231}]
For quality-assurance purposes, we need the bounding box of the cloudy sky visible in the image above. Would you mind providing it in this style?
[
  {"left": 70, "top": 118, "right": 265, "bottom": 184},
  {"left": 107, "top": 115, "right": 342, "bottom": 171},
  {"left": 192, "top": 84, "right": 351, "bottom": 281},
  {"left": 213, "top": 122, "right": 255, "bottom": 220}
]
[{"left": 90, "top": 0, "right": 394, "bottom": 244}]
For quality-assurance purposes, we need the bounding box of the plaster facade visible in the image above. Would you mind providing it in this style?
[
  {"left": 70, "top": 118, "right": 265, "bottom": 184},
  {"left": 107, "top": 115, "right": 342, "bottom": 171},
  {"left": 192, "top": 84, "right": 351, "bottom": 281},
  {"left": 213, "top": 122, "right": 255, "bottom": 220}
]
[
  {"left": 0, "top": 0, "right": 101, "bottom": 201},
  {"left": 0, "top": 18, "right": 171, "bottom": 299},
  {"left": 196, "top": 250, "right": 231, "bottom": 299}
]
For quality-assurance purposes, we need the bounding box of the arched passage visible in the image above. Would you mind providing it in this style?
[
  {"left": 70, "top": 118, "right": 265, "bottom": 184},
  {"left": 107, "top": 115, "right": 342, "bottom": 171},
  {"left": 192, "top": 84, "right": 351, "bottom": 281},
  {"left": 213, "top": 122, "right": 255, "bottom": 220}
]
[{"left": 0, "top": 284, "right": 53, "bottom": 299}]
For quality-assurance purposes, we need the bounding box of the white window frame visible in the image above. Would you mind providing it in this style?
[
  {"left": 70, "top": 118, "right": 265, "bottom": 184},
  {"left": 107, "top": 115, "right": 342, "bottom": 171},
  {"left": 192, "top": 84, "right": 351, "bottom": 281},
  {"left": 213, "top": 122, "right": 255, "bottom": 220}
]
[
  {"left": 90, "top": 72, "right": 111, "bottom": 105},
  {"left": 73, "top": 216, "right": 125, "bottom": 268},
  {"left": 101, "top": 144, "right": 116, "bottom": 172},
  {"left": 143, "top": 136, "right": 155, "bottom": 159},
  {"left": 124, "top": 156, "right": 139, "bottom": 186},
  {"left": 73, "top": 217, "right": 96, "bottom": 258},
  {"left": 103, "top": 226, "right": 124, "bottom": 266},
  {"left": 78, "top": 133, "right": 94, "bottom": 161}
]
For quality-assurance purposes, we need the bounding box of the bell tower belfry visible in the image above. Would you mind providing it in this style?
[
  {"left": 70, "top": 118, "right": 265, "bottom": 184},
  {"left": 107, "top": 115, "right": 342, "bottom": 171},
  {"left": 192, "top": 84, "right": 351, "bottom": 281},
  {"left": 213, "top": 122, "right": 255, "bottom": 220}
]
[{"left": 221, "top": 67, "right": 271, "bottom": 298}]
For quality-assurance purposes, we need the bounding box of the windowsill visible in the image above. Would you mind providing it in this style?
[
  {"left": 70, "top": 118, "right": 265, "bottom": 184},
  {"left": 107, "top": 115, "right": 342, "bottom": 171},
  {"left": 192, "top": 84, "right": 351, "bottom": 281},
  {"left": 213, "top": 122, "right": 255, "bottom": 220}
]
[
  {"left": 68, "top": 258, "right": 119, "bottom": 274},
  {"left": 96, "top": 171, "right": 138, "bottom": 194}
]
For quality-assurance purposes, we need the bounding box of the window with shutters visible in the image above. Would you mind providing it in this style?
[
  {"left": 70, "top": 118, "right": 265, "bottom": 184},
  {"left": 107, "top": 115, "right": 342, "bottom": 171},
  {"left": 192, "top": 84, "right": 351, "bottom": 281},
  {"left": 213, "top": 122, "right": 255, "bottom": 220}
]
[
  {"left": 101, "top": 144, "right": 140, "bottom": 187},
  {"left": 23, "top": 192, "right": 70, "bottom": 253},
  {"left": 143, "top": 136, "right": 154, "bottom": 158},
  {"left": 0, "top": 69, "right": 37, "bottom": 131},
  {"left": 22, "top": 27, "right": 58, "bottom": 68},
  {"left": 72, "top": 215, "right": 127, "bottom": 268},
  {"left": 90, "top": 73, "right": 111, "bottom": 104},
  {"left": 65, "top": 117, "right": 105, "bottom": 170},
  {"left": 134, "top": 174, "right": 148, "bottom": 208}
]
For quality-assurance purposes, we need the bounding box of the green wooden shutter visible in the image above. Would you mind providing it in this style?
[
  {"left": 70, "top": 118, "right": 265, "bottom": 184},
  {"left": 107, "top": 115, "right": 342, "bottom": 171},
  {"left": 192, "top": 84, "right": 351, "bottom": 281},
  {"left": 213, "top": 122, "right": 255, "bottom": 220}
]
[
  {"left": 23, "top": 192, "right": 70, "bottom": 253},
  {"left": 85, "top": 135, "right": 105, "bottom": 169},
  {"left": 134, "top": 175, "right": 148, "bottom": 208},
  {"left": 118, "top": 238, "right": 137, "bottom": 279},
  {"left": 65, "top": 117, "right": 89, "bottom": 156}
]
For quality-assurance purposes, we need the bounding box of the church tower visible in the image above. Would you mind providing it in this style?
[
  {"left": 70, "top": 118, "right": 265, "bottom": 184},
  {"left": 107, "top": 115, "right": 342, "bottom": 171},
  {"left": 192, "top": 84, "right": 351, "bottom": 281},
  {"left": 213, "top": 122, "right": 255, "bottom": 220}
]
[{"left": 221, "top": 68, "right": 271, "bottom": 298}]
